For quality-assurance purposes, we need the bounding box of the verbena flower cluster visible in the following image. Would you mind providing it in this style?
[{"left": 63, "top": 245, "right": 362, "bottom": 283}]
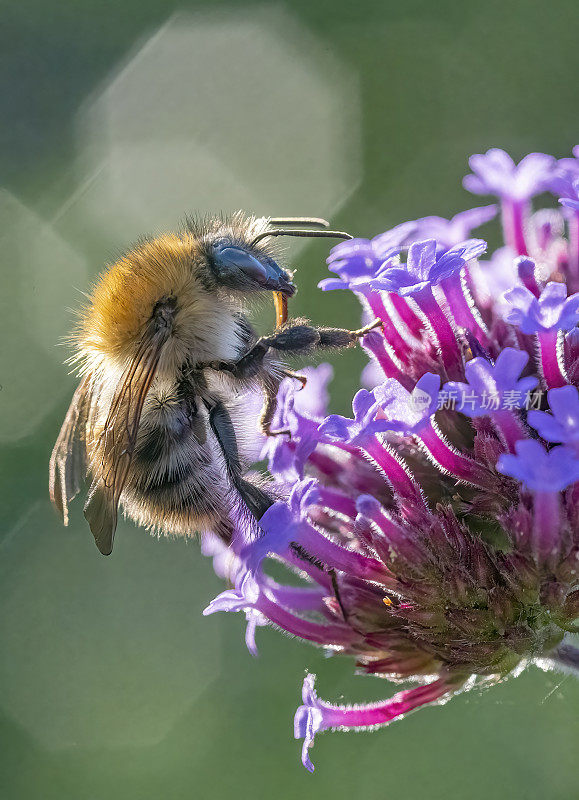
[{"left": 204, "top": 148, "right": 579, "bottom": 772}]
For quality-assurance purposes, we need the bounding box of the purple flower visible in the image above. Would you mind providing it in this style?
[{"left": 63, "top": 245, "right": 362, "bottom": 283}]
[
  {"left": 501, "top": 282, "right": 579, "bottom": 334},
  {"left": 412, "top": 205, "right": 497, "bottom": 248},
  {"left": 444, "top": 348, "right": 538, "bottom": 416},
  {"left": 528, "top": 385, "right": 579, "bottom": 447},
  {"left": 202, "top": 147, "right": 579, "bottom": 773},
  {"left": 290, "top": 363, "right": 333, "bottom": 419},
  {"left": 324, "top": 211, "right": 495, "bottom": 291},
  {"left": 203, "top": 570, "right": 260, "bottom": 616},
  {"left": 497, "top": 440, "right": 579, "bottom": 492},
  {"left": 361, "top": 359, "right": 383, "bottom": 389},
  {"left": 372, "top": 238, "right": 487, "bottom": 297},
  {"left": 550, "top": 151, "right": 579, "bottom": 210},
  {"left": 463, "top": 149, "right": 556, "bottom": 202},
  {"left": 260, "top": 364, "right": 333, "bottom": 479},
  {"left": 294, "top": 674, "right": 324, "bottom": 773},
  {"left": 529, "top": 208, "right": 566, "bottom": 253},
  {"left": 325, "top": 222, "right": 414, "bottom": 282},
  {"left": 242, "top": 500, "right": 299, "bottom": 574},
  {"left": 243, "top": 609, "right": 268, "bottom": 657},
  {"left": 318, "top": 388, "right": 394, "bottom": 445},
  {"left": 238, "top": 479, "right": 338, "bottom": 575},
  {"left": 372, "top": 372, "right": 440, "bottom": 433},
  {"left": 200, "top": 532, "right": 243, "bottom": 583},
  {"left": 295, "top": 673, "right": 459, "bottom": 772},
  {"left": 469, "top": 246, "right": 521, "bottom": 305},
  {"left": 558, "top": 178, "right": 579, "bottom": 212}
]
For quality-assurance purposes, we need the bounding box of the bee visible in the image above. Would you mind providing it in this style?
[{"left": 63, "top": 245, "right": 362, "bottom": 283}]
[{"left": 49, "top": 213, "right": 380, "bottom": 555}]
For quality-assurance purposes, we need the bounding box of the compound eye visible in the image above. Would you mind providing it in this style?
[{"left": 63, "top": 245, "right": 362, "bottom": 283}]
[
  {"left": 211, "top": 243, "right": 295, "bottom": 296},
  {"left": 213, "top": 243, "right": 268, "bottom": 281}
]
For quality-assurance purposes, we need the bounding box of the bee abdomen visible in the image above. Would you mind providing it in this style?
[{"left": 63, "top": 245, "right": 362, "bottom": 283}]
[{"left": 123, "top": 408, "right": 228, "bottom": 535}]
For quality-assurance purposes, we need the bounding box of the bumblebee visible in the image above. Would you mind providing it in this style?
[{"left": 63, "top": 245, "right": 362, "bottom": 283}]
[{"left": 49, "top": 214, "right": 379, "bottom": 555}]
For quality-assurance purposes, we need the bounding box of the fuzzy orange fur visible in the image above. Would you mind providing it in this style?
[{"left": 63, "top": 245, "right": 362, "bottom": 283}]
[
  {"left": 79, "top": 234, "right": 199, "bottom": 361},
  {"left": 75, "top": 233, "right": 246, "bottom": 381}
]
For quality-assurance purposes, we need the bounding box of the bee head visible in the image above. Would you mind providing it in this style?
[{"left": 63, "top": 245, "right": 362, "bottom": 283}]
[
  {"left": 195, "top": 213, "right": 353, "bottom": 303},
  {"left": 75, "top": 216, "right": 351, "bottom": 372}
]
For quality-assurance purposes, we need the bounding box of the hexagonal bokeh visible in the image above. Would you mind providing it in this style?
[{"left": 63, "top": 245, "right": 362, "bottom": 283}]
[
  {"left": 0, "top": 191, "right": 88, "bottom": 442},
  {"left": 57, "top": 7, "right": 360, "bottom": 252},
  {"left": 0, "top": 501, "right": 222, "bottom": 749}
]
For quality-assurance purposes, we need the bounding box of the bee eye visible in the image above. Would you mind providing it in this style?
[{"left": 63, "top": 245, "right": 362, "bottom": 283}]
[
  {"left": 210, "top": 242, "right": 295, "bottom": 296},
  {"left": 212, "top": 243, "right": 268, "bottom": 281}
]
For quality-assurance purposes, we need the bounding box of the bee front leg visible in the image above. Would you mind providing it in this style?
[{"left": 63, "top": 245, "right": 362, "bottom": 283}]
[
  {"left": 207, "top": 319, "right": 382, "bottom": 436},
  {"left": 265, "top": 317, "right": 383, "bottom": 352},
  {"left": 208, "top": 318, "right": 382, "bottom": 377}
]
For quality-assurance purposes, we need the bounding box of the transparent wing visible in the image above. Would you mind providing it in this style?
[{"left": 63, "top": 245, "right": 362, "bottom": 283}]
[
  {"left": 84, "top": 331, "right": 167, "bottom": 555},
  {"left": 49, "top": 375, "right": 93, "bottom": 526}
]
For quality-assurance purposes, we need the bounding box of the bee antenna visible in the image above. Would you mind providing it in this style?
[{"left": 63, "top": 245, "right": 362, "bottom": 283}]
[
  {"left": 268, "top": 217, "right": 330, "bottom": 228},
  {"left": 250, "top": 228, "right": 352, "bottom": 247}
]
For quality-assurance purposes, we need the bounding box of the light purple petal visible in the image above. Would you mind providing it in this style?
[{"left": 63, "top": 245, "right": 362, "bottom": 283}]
[
  {"left": 372, "top": 373, "right": 440, "bottom": 433},
  {"left": 464, "top": 148, "right": 555, "bottom": 201},
  {"left": 407, "top": 239, "right": 437, "bottom": 281},
  {"left": 497, "top": 441, "right": 579, "bottom": 492},
  {"left": 318, "top": 278, "right": 349, "bottom": 291},
  {"left": 528, "top": 385, "right": 579, "bottom": 445},
  {"left": 445, "top": 348, "right": 537, "bottom": 416}
]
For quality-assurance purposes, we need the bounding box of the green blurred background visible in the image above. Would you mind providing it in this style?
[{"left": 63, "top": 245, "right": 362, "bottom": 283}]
[{"left": 1, "top": 1, "right": 578, "bottom": 798}]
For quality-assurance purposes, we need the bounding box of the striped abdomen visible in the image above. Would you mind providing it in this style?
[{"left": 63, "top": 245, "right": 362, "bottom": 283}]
[{"left": 122, "top": 387, "right": 230, "bottom": 537}]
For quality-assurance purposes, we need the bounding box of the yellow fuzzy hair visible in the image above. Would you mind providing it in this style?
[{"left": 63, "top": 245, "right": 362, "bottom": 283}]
[{"left": 74, "top": 231, "right": 247, "bottom": 378}]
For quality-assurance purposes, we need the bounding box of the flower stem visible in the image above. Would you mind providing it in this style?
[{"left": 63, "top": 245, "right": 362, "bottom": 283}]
[
  {"left": 532, "top": 491, "right": 561, "bottom": 567},
  {"left": 441, "top": 273, "right": 490, "bottom": 346},
  {"left": 364, "top": 292, "right": 411, "bottom": 362},
  {"left": 313, "top": 486, "right": 358, "bottom": 520},
  {"left": 363, "top": 437, "right": 427, "bottom": 507},
  {"left": 501, "top": 199, "right": 528, "bottom": 256},
  {"left": 389, "top": 292, "right": 424, "bottom": 337},
  {"left": 362, "top": 330, "right": 414, "bottom": 387},
  {"left": 415, "top": 288, "right": 463, "bottom": 379},
  {"left": 491, "top": 410, "right": 526, "bottom": 453},
  {"left": 567, "top": 212, "right": 579, "bottom": 293},
  {"left": 296, "top": 523, "right": 386, "bottom": 583},
  {"left": 258, "top": 593, "right": 355, "bottom": 646},
  {"left": 418, "top": 421, "right": 494, "bottom": 490},
  {"left": 537, "top": 329, "right": 568, "bottom": 388}
]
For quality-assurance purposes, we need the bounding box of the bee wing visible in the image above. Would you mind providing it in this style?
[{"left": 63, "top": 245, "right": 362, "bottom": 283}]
[
  {"left": 49, "top": 375, "right": 93, "bottom": 526},
  {"left": 84, "top": 330, "right": 167, "bottom": 555}
]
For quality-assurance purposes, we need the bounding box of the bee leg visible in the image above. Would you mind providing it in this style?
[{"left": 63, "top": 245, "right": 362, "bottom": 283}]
[
  {"left": 314, "top": 318, "right": 384, "bottom": 347},
  {"left": 350, "top": 318, "right": 383, "bottom": 337},
  {"left": 255, "top": 321, "right": 382, "bottom": 436},
  {"left": 281, "top": 369, "right": 307, "bottom": 389},
  {"left": 289, "top": 543, "right": 348, "bottom": 621},
  {"left": 205, "top": 399, "right": 274, "bottom": 521},
  {"left": 207, "top": 320, "right": 382, "bottom": 437},
  {"left": 257, "top": 318, "right": 383, "bottom": 356},
  {"left": 205, "top": 325, "right": 326, "bottom": 379},
  {"left": 208, "top": 319, "right": 382, "bottom": 380},
  {"left": 259, "top": 373, "right": 283, "bottom": 437},
  {"left": 257, "top": 370, "right": 305, "bottom": 438},
  {"left": 207, "top": 336, "right": 275, "bottom": 380}
]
